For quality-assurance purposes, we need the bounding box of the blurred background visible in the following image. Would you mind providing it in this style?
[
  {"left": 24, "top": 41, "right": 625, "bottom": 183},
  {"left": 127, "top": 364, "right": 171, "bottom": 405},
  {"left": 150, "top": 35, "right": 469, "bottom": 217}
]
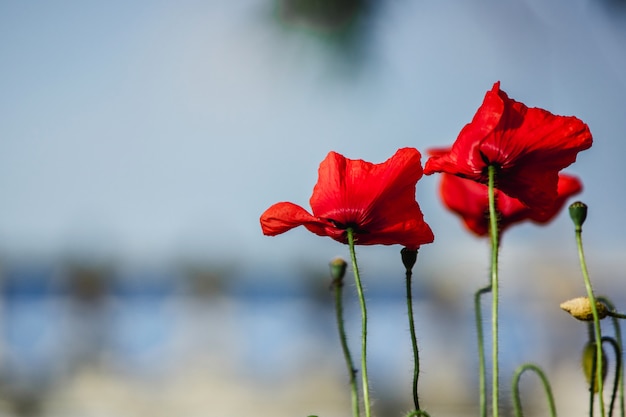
[{"left": 1, "top": 1, "right": 626, "bottom": 416}]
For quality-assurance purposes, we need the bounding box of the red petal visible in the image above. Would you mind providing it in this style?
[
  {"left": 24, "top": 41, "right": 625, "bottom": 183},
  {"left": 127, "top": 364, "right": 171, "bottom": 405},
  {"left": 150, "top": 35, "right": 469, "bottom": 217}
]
[
  {"left": 260, "top": 202, "right": 330, "bottom": 237},
  {"left": 260, "top": 148, "right": 434, "bottom": 248},
  {"left": 439, "top": 174, "right": 491, "bottom": 236},
  {"left": 529, "top": 174, "right": 582, "bottom": 223},
  {"left": 424, "top": 82, "right": 592, "bottom": 211},
  {"left": 437, "top": 172, "right": 582, "bottom": 237},
  {"left": 309, "top": 148, "right": 434, "bottom": 247},
  {"left": 311, "top": 148, "right": 423, "bottom": 221}
]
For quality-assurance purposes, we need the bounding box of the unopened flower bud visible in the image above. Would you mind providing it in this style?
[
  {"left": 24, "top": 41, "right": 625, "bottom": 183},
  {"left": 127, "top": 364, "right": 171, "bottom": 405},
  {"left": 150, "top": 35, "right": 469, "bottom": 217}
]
[
  {"left": 329, "top": 257, "right": 347, "bottom": 282},
  {"left": 401, "top": 247, "right": 418, "bottom": 271},
  {"left": 582, "top": 341, "right": 608, "bottom": 393},
  {"left": 569, "top": 201, "right": 588, "bottom": 230},
  {"left": 560, "top": 297, "right": 608, "bottom": 321}
]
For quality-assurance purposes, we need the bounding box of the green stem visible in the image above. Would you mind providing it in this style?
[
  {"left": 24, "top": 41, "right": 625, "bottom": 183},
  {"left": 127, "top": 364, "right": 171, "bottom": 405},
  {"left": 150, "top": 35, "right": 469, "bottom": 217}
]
[
  {"left": 487, "top": 165, "right": 501, "bottom": 417},
  {"left": 575, "top": 224, "right": 606, "bottom": 417},
  {"left": 347, "top": 228, "right": 371, "bottom": 417},
  {"left": 474, "top": 284, "right": 491, "bottom": 417},
  {"left": 332, "top": 275, "right": 361, "bottom": 417},
  {"left": 511, "top": 363, "right": 557, "bottom": 417},
  {"left": 598, "top": 297, "right": 625, "bottom": 417},
  {"left": 406, "top": 261, "right": 421, "bottom": 411}
]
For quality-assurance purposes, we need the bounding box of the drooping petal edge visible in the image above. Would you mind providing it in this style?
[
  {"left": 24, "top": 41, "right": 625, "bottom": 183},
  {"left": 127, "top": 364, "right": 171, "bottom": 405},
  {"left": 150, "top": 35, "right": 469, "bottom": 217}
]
[{"left": 260, "top": 201, "right": 333, "bottom": 238}]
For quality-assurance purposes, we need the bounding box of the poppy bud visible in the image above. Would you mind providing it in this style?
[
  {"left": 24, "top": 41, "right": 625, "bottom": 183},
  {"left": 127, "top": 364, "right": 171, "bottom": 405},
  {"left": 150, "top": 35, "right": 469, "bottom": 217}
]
[
  {"left": 560, "top": 297, "right": 608, "bottom": 321},
  {"left": 329, "top": 257, "right": 347, "bottom": 282},
  {"left": 582, "top": 341, "right": 608, "bottom": 393},
  {"left": 401, "top": 247, "right": 418, "bottom": 271},
  {"left": 569, "top": 201, "right": 588, "bottom": 230}
]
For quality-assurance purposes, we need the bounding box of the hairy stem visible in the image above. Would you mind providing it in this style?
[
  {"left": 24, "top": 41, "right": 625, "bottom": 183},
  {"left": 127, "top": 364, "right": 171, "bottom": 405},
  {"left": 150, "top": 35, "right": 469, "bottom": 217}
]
[
  {"left": 406, "top": 260, "right": 421, "bottom": 411},
  {"left": 488, "top": 165, "right": 501, "bottom": 417},
  {"left": 347, "top": 228, "right": 371, "bottom": 417},
  {"left": 332, "top": 275, "right": 361, "bottom": 417},
  {"left": 575, "top": 225, "right": 605, "bottom": 417},
  {"left": 475, "top": 284, "right": 492, "bottom": 417}
]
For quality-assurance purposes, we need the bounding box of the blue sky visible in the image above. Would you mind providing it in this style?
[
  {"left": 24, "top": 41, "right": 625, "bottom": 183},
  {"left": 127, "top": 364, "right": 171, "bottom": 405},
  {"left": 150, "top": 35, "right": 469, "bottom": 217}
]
[{"left": 1, "top": 1, "right": 625, "bottom": 274}]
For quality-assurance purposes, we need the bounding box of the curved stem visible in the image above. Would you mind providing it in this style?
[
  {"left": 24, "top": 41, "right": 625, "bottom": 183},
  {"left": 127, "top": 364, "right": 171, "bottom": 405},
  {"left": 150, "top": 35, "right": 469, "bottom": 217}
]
[
  {"left": 598, "top": 297, "right": 625, "bottom": 417},
  {"left": 474, "top": 284, "right": 492, "bottom": 417},
  {"left": 487, "top": 165, "right": 501, "bottom": 417},
  {"left": 332, "top": 275, "right": 361, "bottom": 417},
  {"left": 511, "top": 363, "right": 557, "bottom": 417},
  {"left": 603, "top": 336, "right": 622, "bottom": 417},
  {"left": 406, "top": 263, "right": 421, "bottom": 411},
  {"left": 575, "top": 225, "right": 606, "bottom": 417},
  {"left": 347, "top": 228, "right": 371, "bottom": 417},
  {"left": 592, "top": 345, "right": 598, "bottom": 417}
]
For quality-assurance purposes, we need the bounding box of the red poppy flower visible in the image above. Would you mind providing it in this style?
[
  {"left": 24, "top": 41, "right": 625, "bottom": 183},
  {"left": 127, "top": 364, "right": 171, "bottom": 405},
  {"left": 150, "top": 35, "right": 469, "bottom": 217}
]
[
  {"left": 423, "top": 82, "right": 592, "bottom": 212},
  {"left": 438, "top": 170, "right": 582, "bottom": 237},
  {"left": 260, "top": 148, "right": 434, "bottom": 249}
]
